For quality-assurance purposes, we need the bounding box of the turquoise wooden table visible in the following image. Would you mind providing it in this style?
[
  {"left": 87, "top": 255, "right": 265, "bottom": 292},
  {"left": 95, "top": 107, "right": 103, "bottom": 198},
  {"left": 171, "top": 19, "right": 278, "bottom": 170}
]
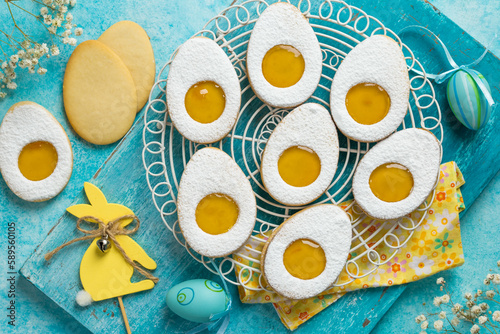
[{"left": 0, "top": 0, "right": 499, "bottom": 333}]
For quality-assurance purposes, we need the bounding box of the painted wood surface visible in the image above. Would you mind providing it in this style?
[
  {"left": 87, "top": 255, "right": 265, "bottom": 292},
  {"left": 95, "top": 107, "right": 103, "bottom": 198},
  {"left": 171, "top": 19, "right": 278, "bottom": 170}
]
[{"left": 8, "top": 0, "right": 500, "bottom": 334}]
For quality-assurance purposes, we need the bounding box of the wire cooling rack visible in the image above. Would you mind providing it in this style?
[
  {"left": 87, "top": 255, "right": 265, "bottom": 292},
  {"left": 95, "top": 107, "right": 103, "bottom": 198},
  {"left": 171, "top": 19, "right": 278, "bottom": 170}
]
[{"left": 142, "top": 0, "right": 443, "bottom": 291}]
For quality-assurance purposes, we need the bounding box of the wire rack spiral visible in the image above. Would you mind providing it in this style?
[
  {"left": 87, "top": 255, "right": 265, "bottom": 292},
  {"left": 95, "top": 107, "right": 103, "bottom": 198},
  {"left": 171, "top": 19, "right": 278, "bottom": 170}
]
[{"left": 142, "top": 0, "right": 443, "bottom": 292}]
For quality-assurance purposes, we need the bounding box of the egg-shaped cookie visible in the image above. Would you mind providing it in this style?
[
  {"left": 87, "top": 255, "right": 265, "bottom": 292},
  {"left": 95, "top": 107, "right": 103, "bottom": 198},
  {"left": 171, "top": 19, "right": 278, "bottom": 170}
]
[
  {"left": 177, "top": 148, "right": 256, "bottom": 258},
  {"left": 261, "top": 205, "right": 351, "bottom": 300},
  {"left": 330, "top": 35, "right": 410, "bottom": 142},
  {"left": 0, "top": 102, "right": 73, "bottom": 202},
  {"left": 98, "top": 21, "right": 155, "bottom": 112},
  {"left": 261, "top": 103, "right": 339, "bottom": 206},
  {"left": 352, "top": 128, "right": 441, "bottom": 220},
  {"left": 166, "top": 37, "right": 241, "bottom": 144},
  {"left": 246, "top": 3, "right": 322, "bottom": 108},
  {"left": 63, "top": 40, "right": 137, "bottom": 145}
]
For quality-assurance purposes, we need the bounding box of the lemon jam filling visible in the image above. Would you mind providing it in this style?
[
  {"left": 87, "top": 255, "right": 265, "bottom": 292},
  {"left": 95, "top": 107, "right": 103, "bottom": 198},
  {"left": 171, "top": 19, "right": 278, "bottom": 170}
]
[
  {"left": 346, "top": 83, "right": 391, "bottom": 125},
  {"left": 278, "top": 146, "right": 321, "bottom": 187},
  {"left": 195, "top": 193, "right": 239, "bottom": 235},
  {"left": 369, "top": 163, "right": 414, "bottom": 202},
  {"left": 283, "top": 239, "right": 326, "bottom": 280},
  {"left": 262, "top": 45, "right": 305, "bottom": 88},
  {"left": 18, "top": 141, "right": 58, "bottom": 181},
  {"left": 185, "top": 81, "right": 226, "bottom": 124}
]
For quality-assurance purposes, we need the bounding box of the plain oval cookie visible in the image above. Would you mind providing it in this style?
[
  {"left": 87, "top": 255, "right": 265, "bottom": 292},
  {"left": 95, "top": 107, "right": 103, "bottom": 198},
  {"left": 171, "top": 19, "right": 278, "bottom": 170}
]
[
  {"left": 63, "top": 40, "right": 137, "bottom": 145},
  {"left": 98, "top": 21, "right": 155, "bottom": 112},
  {"left": 0, "top": 101, "right": 73, "bottom": 202}
]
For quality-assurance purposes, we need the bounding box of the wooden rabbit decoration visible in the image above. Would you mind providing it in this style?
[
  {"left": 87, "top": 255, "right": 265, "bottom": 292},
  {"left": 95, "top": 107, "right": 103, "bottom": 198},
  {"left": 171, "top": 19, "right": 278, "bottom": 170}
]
[{"left": 66, "top": 182, "right": 157, "bottom": 301}]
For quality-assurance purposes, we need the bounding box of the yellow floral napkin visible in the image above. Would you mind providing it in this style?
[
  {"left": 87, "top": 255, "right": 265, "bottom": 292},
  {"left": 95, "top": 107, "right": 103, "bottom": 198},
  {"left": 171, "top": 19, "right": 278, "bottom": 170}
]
[{"left": 234, "top": 161, "right": 466, "bottom": 330}]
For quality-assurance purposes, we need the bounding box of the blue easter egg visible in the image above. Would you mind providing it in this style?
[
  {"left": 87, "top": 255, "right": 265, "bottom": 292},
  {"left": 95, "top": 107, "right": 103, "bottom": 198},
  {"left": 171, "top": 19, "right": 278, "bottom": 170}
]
[
  {"left": 166, "top": 279, "right": 228, "bottom": 323},
  {"left": 447, "top": 69, "right": 492, "bottom": 130}
]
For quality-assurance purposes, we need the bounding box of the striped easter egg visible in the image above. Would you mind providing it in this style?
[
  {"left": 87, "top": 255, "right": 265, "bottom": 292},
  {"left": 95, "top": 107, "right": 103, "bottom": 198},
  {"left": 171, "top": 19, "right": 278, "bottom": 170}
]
[{"left": 447, "top": 69, "right": 492, "bottom": 130}]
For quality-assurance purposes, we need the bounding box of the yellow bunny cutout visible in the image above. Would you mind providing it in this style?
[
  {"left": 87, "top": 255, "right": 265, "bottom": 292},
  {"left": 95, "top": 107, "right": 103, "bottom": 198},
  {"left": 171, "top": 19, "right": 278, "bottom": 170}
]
[{"left": 65, "top": 182, "right": 157, "bottom": 301}]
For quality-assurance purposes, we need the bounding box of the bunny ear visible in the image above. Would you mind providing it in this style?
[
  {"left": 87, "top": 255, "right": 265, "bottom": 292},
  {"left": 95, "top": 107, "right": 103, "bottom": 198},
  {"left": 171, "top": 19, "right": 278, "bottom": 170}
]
[
  {"left": 84, "top": 182, "right": 108, "bottom": 208},
  {"left": 67, "top": 204, "right": 97, "bottom": 219}
]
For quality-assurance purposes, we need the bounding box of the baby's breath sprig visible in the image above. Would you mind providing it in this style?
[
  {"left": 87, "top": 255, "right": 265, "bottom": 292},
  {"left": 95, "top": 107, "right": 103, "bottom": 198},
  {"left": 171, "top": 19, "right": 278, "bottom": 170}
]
[
  {"left": 0, "top": 0, "right": 83, "bottom": 99},
  {"left": 415, "top": 262, "right": 500, "bottom": 334}
]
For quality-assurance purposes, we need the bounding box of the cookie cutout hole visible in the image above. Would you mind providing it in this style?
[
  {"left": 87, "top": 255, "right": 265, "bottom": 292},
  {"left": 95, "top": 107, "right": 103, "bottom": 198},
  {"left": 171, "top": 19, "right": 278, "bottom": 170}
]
[
  {"left": 18, "top": 141, "right": 58, "bottom": 181},
  {"left": 262, "top": 45, "right": 305, "bottom": 88},
  {"left": 185, "top": 81, "right": 226, "bottom": 124},
  {"left": 195, "top": 193, "right": 239, "bottom": 235},
  {"left": 278, "top": 146, "right": 321, "bottom": 187},
  {"left": 369, "top": 163, "right": 414, "bottom": 202},
  {"left": 283, "top": 239, "right": 326, "bottom": 280},
  {"left": 346, "top": 83, "right": 390, "bottom": 125}
]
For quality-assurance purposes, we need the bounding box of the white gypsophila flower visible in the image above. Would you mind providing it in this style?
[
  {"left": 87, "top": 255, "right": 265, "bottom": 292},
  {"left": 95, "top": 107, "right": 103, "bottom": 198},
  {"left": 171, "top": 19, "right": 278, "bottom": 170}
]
[
  {"left": 477, "top": 289, "right": 483, "bottom": 296},
  {"left": 10, "top": 54, "right": 19, "bottom": 63},
  {"left": 439, "top": 311, "right": 446, "bottom": 319},
  {"left": 8, "top": 72, "right": 16, "bottom": 80},
  {"left": 55, "top": 0, "right": 63, "bottom": 6},
  {"left": 434, "top": 297, "right": 443, "bottom": 307},
  {"left": 470, "top": 324, "right": 480, "bottom": 334},
  {"left": 43, "top": 15, "right": 52, "bottom": 25},
  {"left": 75, "top": 27, "right": 83, "bottom": 36},
  {"left": 421, "top": 320, "right": 429, "bottom": 330},
  {"left": 0, "top": 92, "right": 6, "bottom": 98},
  {"left": 487, "top": 274, "right": 494, "bottom": 280},
  {"left": 480, "top": 303, "right": 489, "bottom": 311},
  {"left": 43, "top": 0, "right": 52, "bottom": 5},
  {"left": 48, "top": 25, "right": 57, "bottom": 34},
  {"left": 437, "top": 277, "right": 445, "bottom": 285},
  {"left": 66, "top": 12, "right": 73, "bottom": 21},
  {"left": 40, "top": 7, "right": 49, "bottom": 16},
  {"left": 493, "top": 311, "right": 500, "bottom": 322},
  {"left": 441, "top": 294, "right": 450, "bottom": 304},
  {"left": 1, "top": 62, "right": 7, "bottom": 70},
  {"left": 465, "top": 292, "right": 473, "bottom": 300},
  {"left": 8, "top": 60, "right": 17, "bottom": 69},
  {"left": 31, "top": 58, "right": 38, "bottom": 65},
  {"left": 62, "top": 30, "right": 71, "bottom": 37},
  {"left": 479, "top": 315, "right": 488, "bottom": 324},
  {"left": 493, "top": 274, "right": 500, "bottom": 284},
  {"left": 52, "top": 18, "right": 62, "bottom": 27},
  {"left": 451, "top": 317, "right": 460, "bottom": 326},
  {"left": 497, "top": 260, "right": 500, "bottom": 267},
  {"left": 28, "top": 66, "right": 35, "bottom": 74},
  {"left": 0, "top": 73, "right": 4, "bottom": 80},
  {"left": 485, "top": 279, "right": 491, "bottom": 285},
  {"left": 471, "top": 305, "right": 482, "bottom": 315},
  {"left": 68, "top": 38, "right": 77, "bottom": 46},
  {"left": 62, "top": 37, "right": 70, "bottom": 44},
  {"left": 70, "top": 0, "right": 77, "bottom": 6},
  {"left": 37, "top": 68, "right": 47, "bottom": 75},
  {"left": 486, "top": 290, "right": 495, "bottom": 298},
  {"left": 467, "top": 300, "right": 475, "bottom": 308},
  {"left": 434, "top": 320, "right": 443, "bottom": 331},
  {"left": 17, "top": 49, "right": 26, "bottom": 58},
  {"left": 6, "top": 82, "right": 17, "bottom": 90},
  {"left": 64, "top": 23, "right": 72, "bottom": 30},
  {"left": 419, "top": 332, "right": 427, "bottom": 334},
  {"left": 59, "top": 5, "right": 68, "bottom": 13},
  {"left": 50, "top": 45, "right": 60, "bottom": 56},
  {"left": 415, "top": 315, "right": 424, "bottom": 324}
]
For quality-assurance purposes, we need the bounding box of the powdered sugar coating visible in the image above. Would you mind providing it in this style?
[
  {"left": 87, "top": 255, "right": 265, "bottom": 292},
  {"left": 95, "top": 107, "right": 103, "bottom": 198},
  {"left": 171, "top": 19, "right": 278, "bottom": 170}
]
[
  {"left": 0, "top": 102, "right": 73, "bottom": 202},
  {"left": 246, "top": 3, "right": 322, "bottom": 108},
  {"left": 352, "top": 128, "right": 441, "bottom": 220},
  {"left": 330, "top": 35, "right": 410, "bottom": 142},
  {"left": 261, "top": 103, "right": 339, "bottom": 206},
  {"left": 166, "top": 37, "right": 241, "bottom": 144},
  {"left": 262, "top": 205, "right": 351, "bottom": 300},
  {"left": 177, "top": 148, "right": 256, "bottom": 258}
]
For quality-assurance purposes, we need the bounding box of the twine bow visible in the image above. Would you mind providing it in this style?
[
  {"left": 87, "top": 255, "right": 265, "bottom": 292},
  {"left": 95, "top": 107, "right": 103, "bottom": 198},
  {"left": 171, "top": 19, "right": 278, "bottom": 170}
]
[
  {"left": 44, "top": 215, "right": 159, "bottom": 283},
  {"left": 399, "top": 25, "right": 496, "bottom": 110}
]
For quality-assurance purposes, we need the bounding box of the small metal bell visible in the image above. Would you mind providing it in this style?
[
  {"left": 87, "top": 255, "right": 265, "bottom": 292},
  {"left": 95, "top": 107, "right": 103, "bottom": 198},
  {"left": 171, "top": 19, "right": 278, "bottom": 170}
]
[{"left": 96, "top": 236, "right": 111, "bottom": 253}]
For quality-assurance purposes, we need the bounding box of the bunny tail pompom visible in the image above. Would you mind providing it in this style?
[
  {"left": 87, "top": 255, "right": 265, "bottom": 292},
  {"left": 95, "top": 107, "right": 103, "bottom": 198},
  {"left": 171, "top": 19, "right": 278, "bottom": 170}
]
[{"left": 76, "top": 290, "right": 93, "bottom": 307}]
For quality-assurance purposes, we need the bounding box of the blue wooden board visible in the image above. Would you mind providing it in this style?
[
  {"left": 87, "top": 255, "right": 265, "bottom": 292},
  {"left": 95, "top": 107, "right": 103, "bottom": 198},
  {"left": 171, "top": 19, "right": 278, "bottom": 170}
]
[{"left": 4, "top": 0, "right": 499, "bottom": 333}]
